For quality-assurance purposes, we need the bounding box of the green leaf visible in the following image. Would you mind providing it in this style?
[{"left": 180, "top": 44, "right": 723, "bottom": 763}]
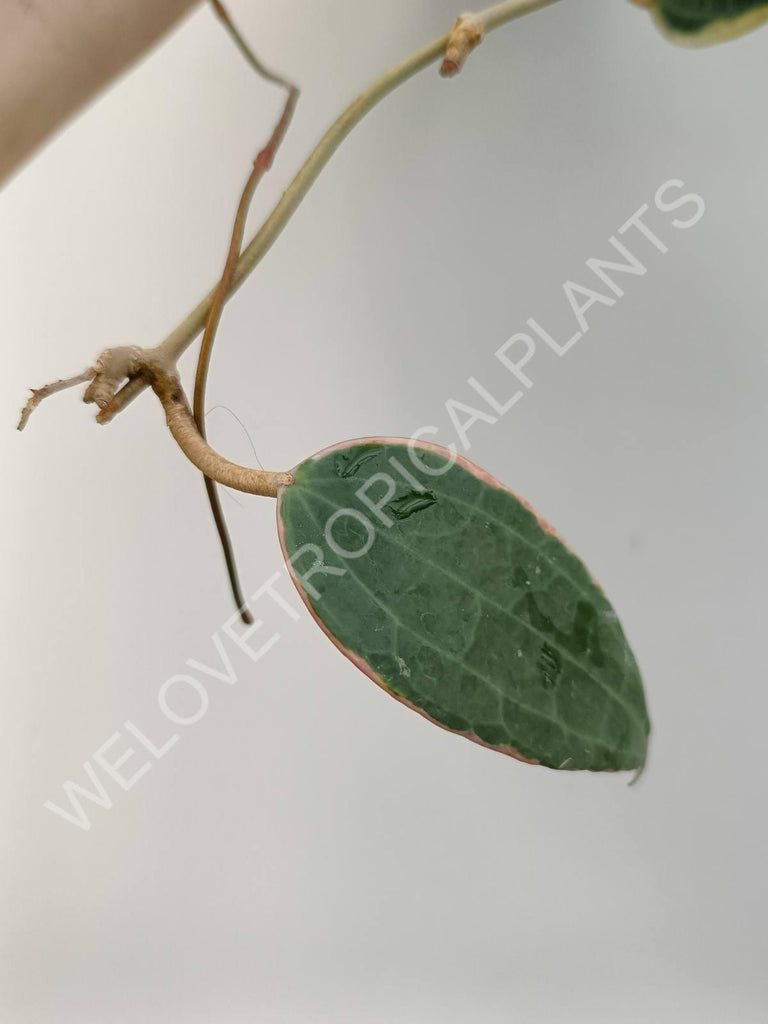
[
  {"left": 643, "top": 0, "right": 768, "bottom": 43},
  {"left": 277, "top": 439, "right": 650, "bottom": 772}
]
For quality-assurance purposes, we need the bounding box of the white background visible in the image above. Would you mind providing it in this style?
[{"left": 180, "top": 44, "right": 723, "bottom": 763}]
[{"left": 2, "top": 1, "right": 767, "bottom": 1021}]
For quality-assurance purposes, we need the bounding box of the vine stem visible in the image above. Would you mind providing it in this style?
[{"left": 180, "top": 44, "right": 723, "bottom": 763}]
[
  {"left": 96, "top": 0, "right": 563, "bottom": 424},
  {"left": 152, "top": 370, "right": 291, "bottom": 496},
  {"left": 17, "top": 0, "right": 565, "bottom": 622},
  {"left": 194, "top": 0, "right": 299, "bottom": 624}
]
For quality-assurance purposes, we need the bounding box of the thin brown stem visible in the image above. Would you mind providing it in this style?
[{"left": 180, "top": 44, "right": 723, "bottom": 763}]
[
  {"left": 209, "top": 0, "right": 294, "bottom": 91},
  {"left": 196, "top": 0, "right": 299, "bottom": 623},
  {"left": 202, "top": 475, "right": 253, "bottom": 622},
  {"left": 193, "top": 86, "right": 298, "bottom": 433}
]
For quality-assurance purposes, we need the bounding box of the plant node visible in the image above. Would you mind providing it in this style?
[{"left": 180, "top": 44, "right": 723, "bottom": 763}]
[{"left": 441, "top": 14, "right": 485, "bottom": 76}]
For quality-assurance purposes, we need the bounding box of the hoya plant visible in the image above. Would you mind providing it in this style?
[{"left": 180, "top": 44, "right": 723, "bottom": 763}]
[{"left": 15, "top": 0, "right": 768, "bottom": 776}]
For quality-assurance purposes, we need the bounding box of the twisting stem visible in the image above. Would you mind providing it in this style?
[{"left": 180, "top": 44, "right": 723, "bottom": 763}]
[
  {"left": 195, "top": 0, "right": 299, "bottom": 623},
  {"left": 194, "top": 85, "right": 298, "bottom": 427},
  {"left": 97, "top": 0, "right": 563, "bottom": 424},
  {"left": 152, "top": 370, "right": 291, "bottom": 496}
]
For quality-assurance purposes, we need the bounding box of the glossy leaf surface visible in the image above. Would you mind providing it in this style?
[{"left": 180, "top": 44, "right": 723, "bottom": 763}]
[{"left": 277, "top": 439, "right": 650, "bottom": 772}]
